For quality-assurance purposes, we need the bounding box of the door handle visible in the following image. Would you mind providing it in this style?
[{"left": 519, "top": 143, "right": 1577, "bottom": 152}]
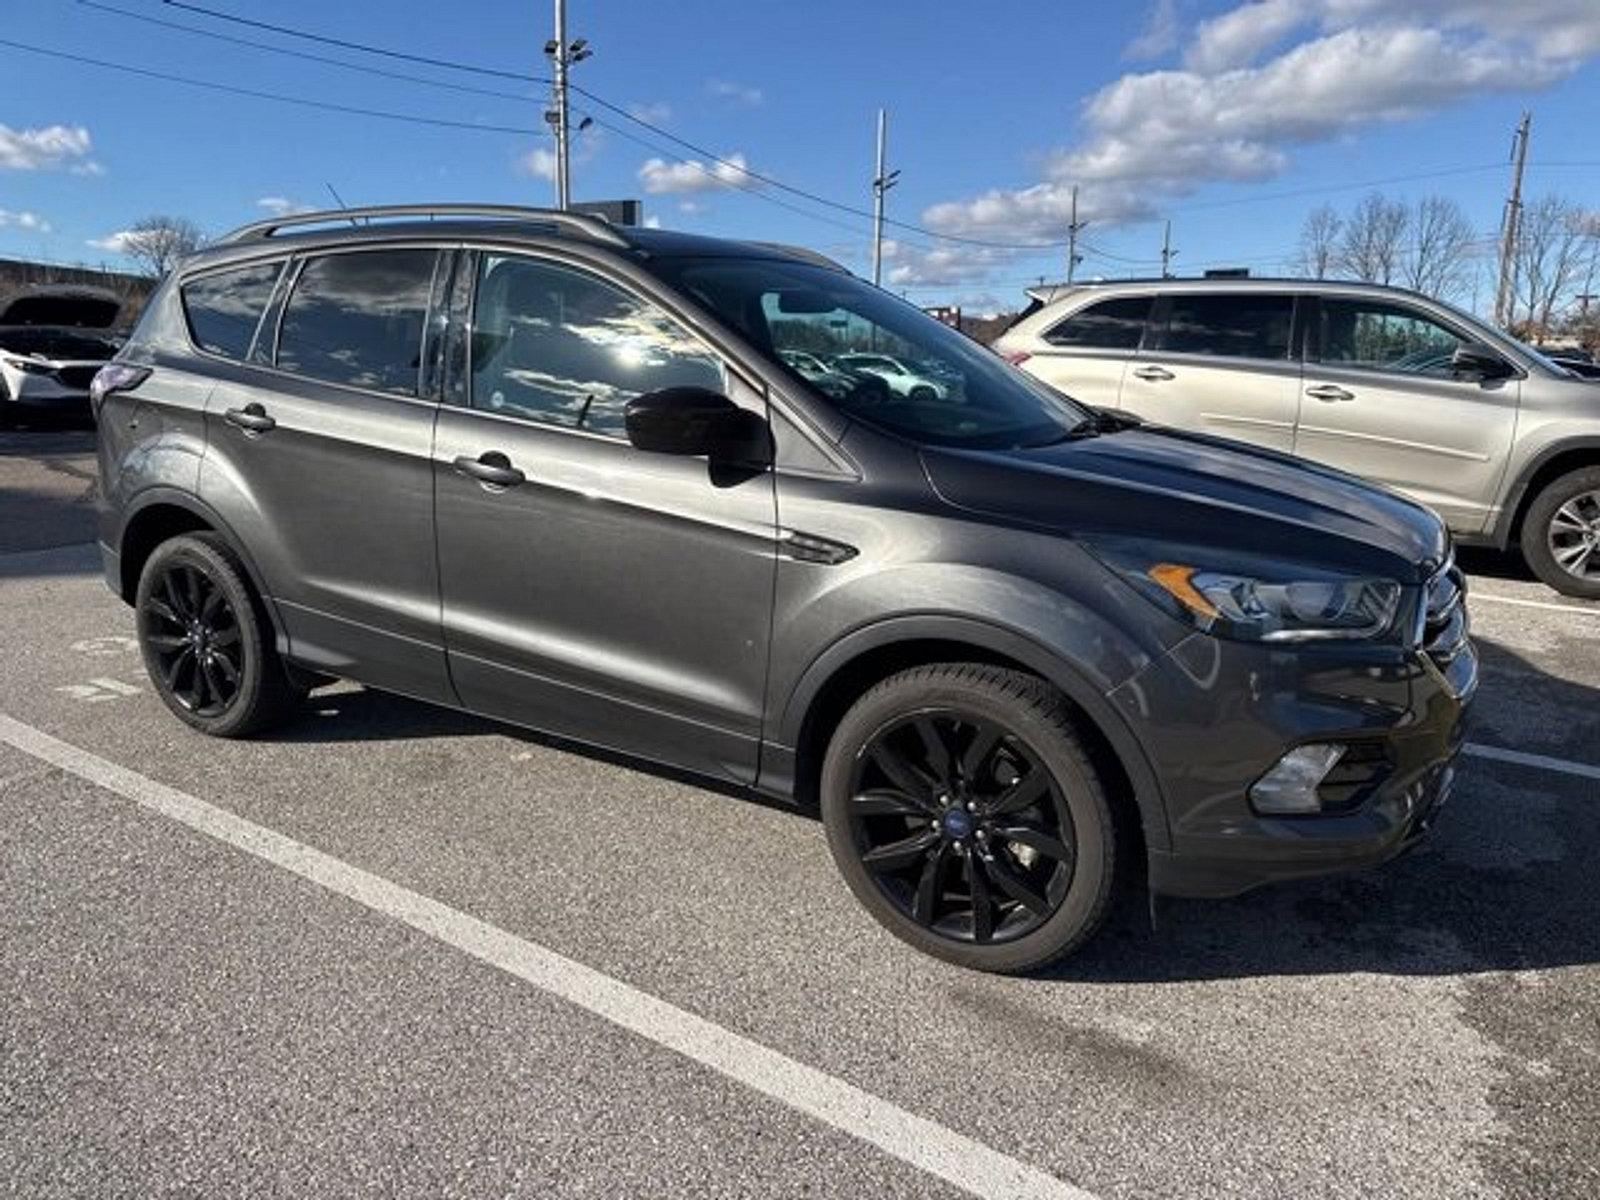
[
  {"left": 1132, "top": 365, "right": 1175, "bottom": 382},
  {"left": 1305, "top": 384, "right": 1355, "bottom": 402},
  {"left": 453, "top": 451, "right": 526, "bottom": 489},
  {"left": 224, "top": 403, "right": 276, "bottom": 434}
]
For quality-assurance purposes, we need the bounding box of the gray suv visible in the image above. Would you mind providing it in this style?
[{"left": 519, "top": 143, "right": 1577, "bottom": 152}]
[
  {"left": 94, "top": 206, "right": 1474, "bottom": 972},
  {"left": 997, "top": 278, "right": 1600, "bottom": 598}
]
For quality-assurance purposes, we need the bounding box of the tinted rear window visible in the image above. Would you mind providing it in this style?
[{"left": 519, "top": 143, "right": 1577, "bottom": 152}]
[
  {"left": 1043, "top": 296, "right": 1151, "bottom": 350},
  {"left": 1155, "top": 293, "right": 1293, "bottom": 360},
  {"left": 181, "top": 261, "right": 283, "bottom": 360},
  {"left": 276, "top": 249, "right": 438, "bottom": 396}
]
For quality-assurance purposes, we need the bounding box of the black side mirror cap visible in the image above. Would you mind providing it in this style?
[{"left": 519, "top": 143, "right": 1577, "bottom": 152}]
[
  {"left": 1451, "top": 343, "right": 1514, "bottom": 381},
  {"left": 624, "top": 386, "right": 771, "bottom": 463}
]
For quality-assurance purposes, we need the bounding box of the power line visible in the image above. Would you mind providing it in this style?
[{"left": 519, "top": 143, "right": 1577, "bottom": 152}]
[
  {"left": 79, "top": 1, "right": 544, "bottom": 103},
  {"left": 0, "top": 37, "right": 544, "bottom": 136}
]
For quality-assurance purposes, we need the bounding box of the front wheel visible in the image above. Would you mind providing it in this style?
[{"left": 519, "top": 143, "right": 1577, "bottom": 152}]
[
  {"left": 1521, "top": 466, "right": 1600, "bottom": 599},
  {"left": 820, "top": 664, "right": 1118, "bottom": 973},
  {"left": 135, "top": 533, "right": 303, "bottom": 737}
]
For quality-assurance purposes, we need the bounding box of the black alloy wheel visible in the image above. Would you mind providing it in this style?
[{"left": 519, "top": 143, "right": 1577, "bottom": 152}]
[
  {"left": 135, "top": 533, "right": 303, "bottom": 737},
  {"left": 821, "top": 664, "right": 1118, "bottom": 973},
  {"left": 142, "top": 559, "right": 244, "bottom": 718},
  {"left": 847, "top": 710, "right": 1076, "bottom": 945}
]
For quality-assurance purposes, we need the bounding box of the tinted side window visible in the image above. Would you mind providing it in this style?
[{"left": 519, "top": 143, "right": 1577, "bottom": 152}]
[
  {"left": 1317, "top": 300, "right": 1466, "bottom": 377},
  {"left": 181, "top": 261, "right": 283, "bottom": 360},
  {"left": 470, "top": 254, "right": 723, "bottom": 439},
  {"left": 1043, "top": 296, "right": 1151, "bottom": 350},
  {"left": 1155, "top": 293, "right": 1292, "bottom": 360},
  {"left": 276, "top": 249, "right": 438, "bottom": 396}
]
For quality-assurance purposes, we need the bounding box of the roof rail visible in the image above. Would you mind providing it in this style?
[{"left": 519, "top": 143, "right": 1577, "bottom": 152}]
[{"left": 215, "top": 204, "right": 632, "bottom": 248}]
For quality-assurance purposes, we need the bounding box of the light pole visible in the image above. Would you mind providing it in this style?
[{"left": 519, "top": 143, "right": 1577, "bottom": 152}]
[
  {"left": 870, "top": 109, "right": 900, "bottom": 288},
  {"left": 543, "top": 1, "right": 592, "bottom": 211}
]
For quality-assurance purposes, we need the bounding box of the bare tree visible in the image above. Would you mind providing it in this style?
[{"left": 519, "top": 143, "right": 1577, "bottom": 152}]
[
  {"left": 1401, "top": 195, "right": 1476, "bottom": 300},
  {"left": 1296, "top": 204, "right": 1342, "bottom": 279},
  {"left": 120, "top": 215, "right": 205, "bottom": 278},
  {"left": 1338, "top": 193, "right": 1409, "bottom": 285},
  {"left": 1510, "top": 196, "right": 1596, "bottom": 338}
]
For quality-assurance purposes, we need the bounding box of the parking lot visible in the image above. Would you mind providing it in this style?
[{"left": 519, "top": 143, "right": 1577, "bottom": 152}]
[{"left": 2, "top": 427, "right": 1597, "bottom": 1198}]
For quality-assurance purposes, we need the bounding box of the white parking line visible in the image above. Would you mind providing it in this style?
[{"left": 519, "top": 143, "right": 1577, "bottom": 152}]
[
  {"left": 1464, "top": 742, "right": 1600, "bottom": 783},
  {"left": 0, "top": 713, "right": 1095, "bottom": 1200},
  {"left": 1469, "top": 592, "right": 1600, "bottom": 617}
]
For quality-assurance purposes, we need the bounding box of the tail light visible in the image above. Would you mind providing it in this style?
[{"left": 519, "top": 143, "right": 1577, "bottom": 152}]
[
  {"left": 89, "top": 363, "right": 151, "bottom": 412},
  {"left": 1002, "top": 350, "right": 1032, "bottom": 367}
]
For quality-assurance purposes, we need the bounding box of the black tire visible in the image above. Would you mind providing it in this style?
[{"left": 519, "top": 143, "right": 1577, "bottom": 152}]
[
  {"left": 820, "top": 664, "right": 1118, "bottom": 973},
  {"left": 1520, "top": 466, "right": 1600, "bottom": 600},
  {"left": 908, "top": 385, "right": 937, "bottom": 403},
  {"left": 134, "top": 532, "right": 303, "bottom": 737}
]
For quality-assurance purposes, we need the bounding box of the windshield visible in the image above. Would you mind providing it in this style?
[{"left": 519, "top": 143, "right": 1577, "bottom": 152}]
[{"left": 646, "top": 257, "right": 1087, "bottom": 448}]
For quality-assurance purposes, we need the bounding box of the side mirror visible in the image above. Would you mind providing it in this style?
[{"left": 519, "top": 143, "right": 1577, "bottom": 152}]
[
  {"left": 624, "top": 387, "right": 769, "bottom": 462},
  {"left": 1451, "top": 343, "right": 1513, "bottom": 381}
]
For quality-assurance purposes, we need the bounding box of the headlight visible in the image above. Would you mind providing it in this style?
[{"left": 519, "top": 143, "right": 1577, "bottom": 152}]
[{"left": 1093, "top": 545, "right": 1401, "bottom": 642}]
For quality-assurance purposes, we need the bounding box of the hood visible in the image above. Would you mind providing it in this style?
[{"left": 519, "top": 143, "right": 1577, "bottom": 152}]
[
  {"left": 922, "top": 424, "right": 1449, "bottom": 584},
  {"left": 0, "top": 287, "right": 121, "bottom": 329}
]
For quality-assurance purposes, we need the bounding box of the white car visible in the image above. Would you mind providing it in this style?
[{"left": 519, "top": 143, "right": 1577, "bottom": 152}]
[
  {"left": 832, "top": 352, "right": 950, "bottom": 401},
  {"left": 0, "top": 287, "right": 123, "bottom": 428}
]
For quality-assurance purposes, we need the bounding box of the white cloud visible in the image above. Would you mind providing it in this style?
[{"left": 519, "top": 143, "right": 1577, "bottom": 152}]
[
  {"left": 677, "top": 199, "right": 707, "bottom": 215},
  {"left": 87, "top": 230, "right": 138, "bottom": 255},
  {"left": 638, "top": 152, "right": 754, "bottom": 195},
  {"left": 706, "top": 80, "right": 763, "bottom": 107},
  {"left": 70, "top": 160, "right": 106, "bottom": 178},
  {"left": 1126, "top": 0, "right": 1184, "bottom": 60},
  {"left": 628, "top": 101, "right": 672, "bottom": 124},
  {"left": 256, "top": 196, "right": 311, "bottom": 216},
  {"left": 0, "top": 209, "right": 51, "bottom": 233},
  {"left": 642, "top": 215, "right": 663, "bottom": 229},
  {"left": 517, "top": 147, "right": 558, "bottom": 182},
  {"left": 0, "top": 123, "right": 93, "bottom": 172},
  {"left": 922, "top": 1, "right": 1600, "bottom": 243},
  {"left": 881, "top": 240, "right": 1017, "bottom": 289}
]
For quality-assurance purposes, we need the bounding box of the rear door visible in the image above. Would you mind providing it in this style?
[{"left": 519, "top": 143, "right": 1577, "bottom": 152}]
[
  {"left": 1294, "top": 296, "right": 1519, "bottom": 533},
  {"left": 198, "top": 245, "right": 454, "bottom": 701},
  {"left": 1120, "top": 291, "right": 1302, "bottom": 452},
  {"left": 1018, "top": 294, "right": 1150, "bottom": 410},
  {"left": 432, "top": 249, "right": 777, "bottom": 785}
]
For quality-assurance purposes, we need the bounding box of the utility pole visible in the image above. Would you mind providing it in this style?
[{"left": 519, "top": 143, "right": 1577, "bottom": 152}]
[
  {"left": 1066, "top": 185, "right": 1086, "bottom": 284},
  {"left": 1160, "top": 219, "right": 1177, "bottom": 278},
  {"left": 1493, "top": 110, "right": 1531, "bottom": 329},
  {"left": 543, "top": 0, "right": 592, "bottom": 211},
  {"left": 870, "top": 109, "right": 899, "bottom": 288}
]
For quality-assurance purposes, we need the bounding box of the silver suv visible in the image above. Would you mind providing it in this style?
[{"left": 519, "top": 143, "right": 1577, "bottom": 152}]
[{"left": 996, "top": 279, "right": 1600, "bottom": 598}]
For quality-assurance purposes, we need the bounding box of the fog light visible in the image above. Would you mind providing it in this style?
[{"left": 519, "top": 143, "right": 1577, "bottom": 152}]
[{"left": 1250, "top": 743, "right": 1347, "bottom": 814}]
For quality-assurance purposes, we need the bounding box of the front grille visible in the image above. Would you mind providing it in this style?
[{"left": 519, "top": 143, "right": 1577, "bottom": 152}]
[
  {"left": 56, "top": 365, "right": 100, "bottom": 389},
  {"left": 1420, "top": 559, "right": 1469, "bottom": 670},
  {"left": 1317, "top": 740, "right": 1393, "bottom": 812}
]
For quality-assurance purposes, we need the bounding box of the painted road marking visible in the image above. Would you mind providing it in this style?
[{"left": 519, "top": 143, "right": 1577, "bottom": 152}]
[
  {"left": 54, "top": 677, "right": 141, "bottom": 703},
  {"left": 1470, "top": 592, "right": 1600, "bottom": 617},
  {"left": 0, "top": 713, "right": 1095, "bottom": 1200},
  {"left": 1464, "top": 742, "right": 1600, "bottom": 783},
  {"left": 70, "top": 636, "right": 140, "bottom": 656}
]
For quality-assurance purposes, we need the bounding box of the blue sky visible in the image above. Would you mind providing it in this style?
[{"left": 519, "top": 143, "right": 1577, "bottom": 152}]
[{"left": 3, "top": 0, "right": 1598, "bottom": 314}]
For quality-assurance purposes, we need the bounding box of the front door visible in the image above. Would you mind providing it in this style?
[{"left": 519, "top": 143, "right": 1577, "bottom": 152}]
[
  {"left": 1293, "top": 297, "right": 1519, "bottom": 534},
  {"left": 433, "top": 250, "right": 777, "bottom": 784},
  {"left": 1120, "top": 291, "right": 1302, "bottom": 453},
  {"left": 199, "top": 246, "right": 452, "bottom": 702}
]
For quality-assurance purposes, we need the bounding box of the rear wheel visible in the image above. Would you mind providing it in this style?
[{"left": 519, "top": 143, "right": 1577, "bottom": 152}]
[
  {"left": 1521, "top": 466, "right": 1600, "bottom": 599},
  {"left": 135, "top": 533, "right": 303, "bottom": 737},
  {"left": 908, "top": 385, "right": 937, "bottom": 403},
  {"left": 820, "top": 664, "right": 1118, "bottom": 973}
]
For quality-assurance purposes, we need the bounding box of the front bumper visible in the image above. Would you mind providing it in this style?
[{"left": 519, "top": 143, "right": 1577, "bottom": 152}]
[{"left": 1115, "top": 628, "right": 1476, "bottom": 900}]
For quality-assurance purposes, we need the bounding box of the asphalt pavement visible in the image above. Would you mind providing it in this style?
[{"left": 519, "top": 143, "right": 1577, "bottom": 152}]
[{"left": 2, "top": 428, "right": 1597, "bottom": 1198}]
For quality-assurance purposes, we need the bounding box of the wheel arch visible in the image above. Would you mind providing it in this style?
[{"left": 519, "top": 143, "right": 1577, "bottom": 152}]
[
  {"left": 117, "top": 489, "right": 289, "bottom": 653},
  {"left": 771, "top": 615, "right": 1171, "bottom": 854},
  {"left": 1495, "top": 439, "right": 1600, "bottom": 548}
]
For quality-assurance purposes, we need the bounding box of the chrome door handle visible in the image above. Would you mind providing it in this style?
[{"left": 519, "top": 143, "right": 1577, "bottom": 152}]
[
  {"left": 1306, "top": 385, "right": 1355, "bottom": 402},
  {"left": 1132, "top": 366, "right": 1175, "bottom": 382},
  {"left": 224, "top": 403, "right": 276, "bottom": 433},
  {"left": 453, "top": 451, "right": 526, "bottom": 489}
]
